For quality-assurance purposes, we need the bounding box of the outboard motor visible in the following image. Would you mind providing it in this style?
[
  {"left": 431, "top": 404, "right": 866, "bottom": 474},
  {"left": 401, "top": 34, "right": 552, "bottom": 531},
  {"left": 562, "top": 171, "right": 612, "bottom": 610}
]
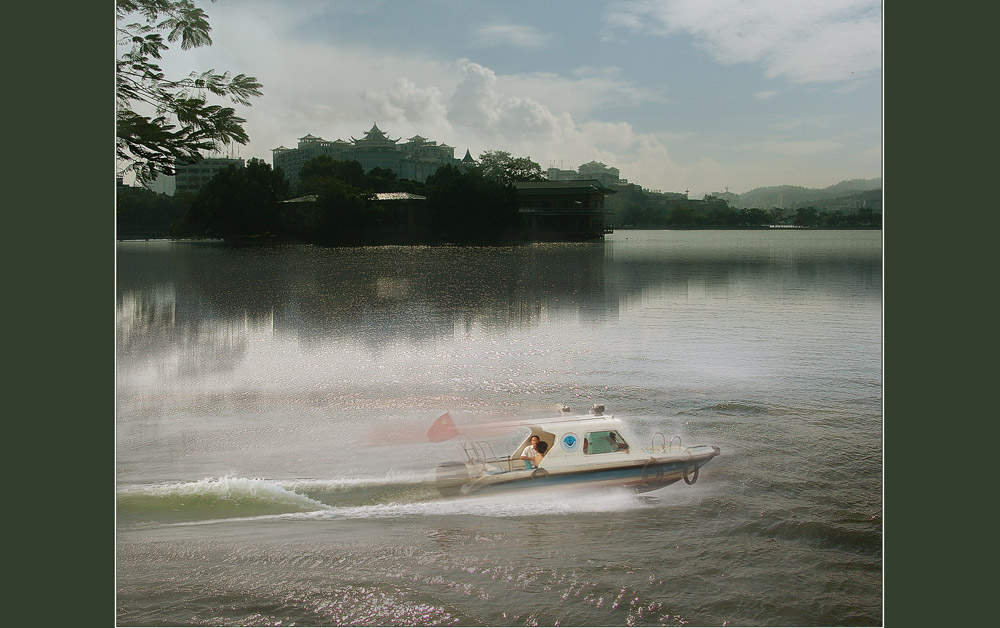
[{"left": 435, "top": 461, "right": 471, "bottom": 497}]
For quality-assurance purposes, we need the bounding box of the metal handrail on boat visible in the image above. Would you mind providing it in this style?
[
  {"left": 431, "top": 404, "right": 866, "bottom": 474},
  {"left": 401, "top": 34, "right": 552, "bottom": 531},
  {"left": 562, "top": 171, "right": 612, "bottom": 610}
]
[
  {"left": 649, "top": 432, "right": 666, "bottom": 452},
  {"left": 462, "top": 439, "right": 514, "bottom": 473},
  {"left": 648, "top": 433, "right": 685, "bottom": 453}
]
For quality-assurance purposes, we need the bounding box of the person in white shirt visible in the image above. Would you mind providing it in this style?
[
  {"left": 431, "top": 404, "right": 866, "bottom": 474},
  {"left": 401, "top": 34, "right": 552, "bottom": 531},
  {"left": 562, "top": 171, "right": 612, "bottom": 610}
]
[{"left": 521, "top": 435, "right": 541, "bottom": 469}]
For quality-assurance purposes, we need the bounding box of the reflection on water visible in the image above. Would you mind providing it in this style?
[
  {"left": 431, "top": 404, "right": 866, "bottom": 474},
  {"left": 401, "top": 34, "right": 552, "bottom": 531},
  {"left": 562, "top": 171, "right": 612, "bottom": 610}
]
[{"left": 117, "top": 231, "right": 881, "bottom": 379}]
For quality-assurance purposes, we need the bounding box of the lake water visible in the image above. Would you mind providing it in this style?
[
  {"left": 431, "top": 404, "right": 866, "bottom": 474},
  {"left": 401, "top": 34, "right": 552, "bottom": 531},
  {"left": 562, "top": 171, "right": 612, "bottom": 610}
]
[{"left": 115, "top": 230, "right": 883, "bottom": 626}]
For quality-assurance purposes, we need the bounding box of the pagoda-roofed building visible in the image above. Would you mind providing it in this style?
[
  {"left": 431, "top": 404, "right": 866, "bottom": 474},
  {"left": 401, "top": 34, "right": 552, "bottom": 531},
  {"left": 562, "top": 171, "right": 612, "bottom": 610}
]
[
  {"left": 351, "top": 123, "right": 400, "bottom": 148},
  {"left": 272, "top": 123, "right": 464, "bottom": 191},
  {"left": 298, "top": 133, "right": 326, "bottom": 145}
]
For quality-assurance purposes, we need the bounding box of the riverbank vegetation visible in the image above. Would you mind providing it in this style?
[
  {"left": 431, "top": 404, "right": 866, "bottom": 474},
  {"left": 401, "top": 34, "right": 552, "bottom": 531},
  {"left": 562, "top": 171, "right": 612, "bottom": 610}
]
[
  {"left": 117, "top": 157, "right": 881, "bottom": 243},
  {"left": 118, "top": 156, "right": 526, "bottom": 245}
]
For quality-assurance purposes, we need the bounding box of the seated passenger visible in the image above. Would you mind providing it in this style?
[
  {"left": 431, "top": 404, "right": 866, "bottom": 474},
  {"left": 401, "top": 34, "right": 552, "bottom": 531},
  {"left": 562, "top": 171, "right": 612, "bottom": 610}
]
[
  {"left": 533, "top": 441, "right": 548, "bottom": 466},
  {"left": 520, "top": 435, "right": 541, "bottom": 469},
  {"left": 608, "top": 432, "right": 629, "bottom": 453}
]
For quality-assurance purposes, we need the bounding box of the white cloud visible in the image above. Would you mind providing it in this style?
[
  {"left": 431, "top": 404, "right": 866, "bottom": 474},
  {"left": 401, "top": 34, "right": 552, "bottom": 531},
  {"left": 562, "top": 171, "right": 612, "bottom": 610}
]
[
  {"left": 444, "top": 63, "right": 688, "bottom": 187},
  {"left": 492, "top": 70, "right": 667, "bottom": 118},
  {"left": 363, "top": 79, "right": 449, "bottom": 125},
  {"left": 448, "top": 63, "right": 575, "bottom": 144},
  {"left": 604, "top": 0, "right": 882, "bottom": 84}
]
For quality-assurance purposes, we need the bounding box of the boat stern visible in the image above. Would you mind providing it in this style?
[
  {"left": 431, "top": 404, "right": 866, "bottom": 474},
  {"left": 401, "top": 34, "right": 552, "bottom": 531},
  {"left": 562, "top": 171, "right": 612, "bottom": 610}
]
[{"left": 435, "top": 461, "right": 472, "bottom": 497}]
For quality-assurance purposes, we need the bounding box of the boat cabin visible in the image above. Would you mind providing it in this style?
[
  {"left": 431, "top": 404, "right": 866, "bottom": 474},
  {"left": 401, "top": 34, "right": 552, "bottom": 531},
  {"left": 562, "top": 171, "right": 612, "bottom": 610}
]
[
  {"left": 459, "top": 406, "right": 649, "bottom": 474},
  {"left": 511, "top": 416, "right": 643, "bottom": 469}
]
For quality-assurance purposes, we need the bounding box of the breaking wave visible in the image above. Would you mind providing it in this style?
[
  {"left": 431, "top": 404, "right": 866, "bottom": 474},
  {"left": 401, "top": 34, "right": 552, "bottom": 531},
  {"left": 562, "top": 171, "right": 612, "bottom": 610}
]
[{"left": 116, "top": 475, "right": 649, "bottom": 528}]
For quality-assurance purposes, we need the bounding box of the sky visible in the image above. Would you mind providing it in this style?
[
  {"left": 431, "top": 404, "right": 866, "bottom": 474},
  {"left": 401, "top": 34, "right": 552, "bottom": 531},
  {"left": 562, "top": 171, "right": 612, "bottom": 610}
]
[{"left": 140, "top": 0, "right": 882, "bottom": 197}]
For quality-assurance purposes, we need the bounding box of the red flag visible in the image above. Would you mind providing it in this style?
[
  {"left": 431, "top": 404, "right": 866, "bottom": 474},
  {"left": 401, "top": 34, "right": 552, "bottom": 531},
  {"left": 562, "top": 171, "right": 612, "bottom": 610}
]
[{"left": 427, "top": 412, "right": 459, "bottom": 442}]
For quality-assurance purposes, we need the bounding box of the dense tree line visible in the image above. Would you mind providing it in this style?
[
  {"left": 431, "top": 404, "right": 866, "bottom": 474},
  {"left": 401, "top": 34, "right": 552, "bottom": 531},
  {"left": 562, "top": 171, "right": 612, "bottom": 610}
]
[
  {"left": 116, "top": 186, "right": 195, "bottom": 239},
  {"left": 173, "top": 158, "right": 289, "bottom": 238},
  {"left": 424, "top": 165, "right": 520, "bottom": 243},
  {"left": 116, "top": 155, "right": 881, "bottom": 243},
  {"left": 612, "top": 192, "right": 880, "bottom": 230},
  {"left": 118, "top": 154, "right": 527, "bottom": 244}
]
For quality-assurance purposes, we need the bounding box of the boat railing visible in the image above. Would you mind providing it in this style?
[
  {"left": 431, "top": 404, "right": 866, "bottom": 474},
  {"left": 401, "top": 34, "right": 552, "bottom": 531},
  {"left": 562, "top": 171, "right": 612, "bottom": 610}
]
[
  {"left": 649, "top": 432, "right": 666, "bottom": 452},
  {"left": 648, "top": 433, "right": 685, "bottom": 453},
  {"left": 462, "top": 438, "right": 516, "bottom": 473}
]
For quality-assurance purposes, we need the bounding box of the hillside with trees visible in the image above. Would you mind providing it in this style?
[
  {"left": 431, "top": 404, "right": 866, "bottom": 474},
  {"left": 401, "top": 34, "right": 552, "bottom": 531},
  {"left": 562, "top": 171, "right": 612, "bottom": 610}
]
[{"left": 735, "top": 178, "right": 881, "bottom": 209}]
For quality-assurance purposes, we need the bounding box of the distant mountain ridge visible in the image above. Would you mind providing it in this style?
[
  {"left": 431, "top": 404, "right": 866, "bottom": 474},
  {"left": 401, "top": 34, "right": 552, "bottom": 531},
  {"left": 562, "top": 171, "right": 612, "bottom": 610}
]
[{"left": 735, "top": 178, "right": 881, "bottom": 209}]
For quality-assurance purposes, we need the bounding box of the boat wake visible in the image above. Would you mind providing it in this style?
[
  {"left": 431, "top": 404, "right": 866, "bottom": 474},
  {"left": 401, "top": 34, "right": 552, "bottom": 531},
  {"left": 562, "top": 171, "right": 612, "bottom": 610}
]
[{"left": 116, "top": 474, "right": 650, "bottom": 528}]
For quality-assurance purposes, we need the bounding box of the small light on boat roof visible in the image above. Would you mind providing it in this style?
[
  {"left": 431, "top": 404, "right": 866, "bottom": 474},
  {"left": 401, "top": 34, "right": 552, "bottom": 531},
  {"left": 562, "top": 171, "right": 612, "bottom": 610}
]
[{"left": 591, "top": 404, "right": 605, "bottom": 415}]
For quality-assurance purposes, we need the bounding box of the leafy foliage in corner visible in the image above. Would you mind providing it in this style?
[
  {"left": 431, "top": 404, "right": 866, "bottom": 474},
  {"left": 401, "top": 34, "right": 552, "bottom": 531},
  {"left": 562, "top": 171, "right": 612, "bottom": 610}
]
[{"left": 116, "top": 0, "right": 263, "bottom": 185}]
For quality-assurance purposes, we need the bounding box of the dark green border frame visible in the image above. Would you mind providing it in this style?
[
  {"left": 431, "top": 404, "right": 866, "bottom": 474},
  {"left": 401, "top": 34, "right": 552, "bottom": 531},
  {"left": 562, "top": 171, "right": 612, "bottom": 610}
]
[{"left": 25, "top": 3, "right": 924, "bottom": 625}]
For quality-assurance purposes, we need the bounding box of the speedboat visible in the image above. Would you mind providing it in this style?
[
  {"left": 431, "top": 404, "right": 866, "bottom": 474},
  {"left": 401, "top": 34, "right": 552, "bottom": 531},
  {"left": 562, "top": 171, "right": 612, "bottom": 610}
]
[{"left": 429, "top": 405, "right": 721, "bottom": 497}]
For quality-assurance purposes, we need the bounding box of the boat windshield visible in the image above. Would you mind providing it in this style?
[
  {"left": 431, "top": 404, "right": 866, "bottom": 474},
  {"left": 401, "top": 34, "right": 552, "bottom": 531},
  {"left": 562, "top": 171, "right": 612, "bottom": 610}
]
[{"left": 583, "top": 430, "right": 630, "bottom": 454}]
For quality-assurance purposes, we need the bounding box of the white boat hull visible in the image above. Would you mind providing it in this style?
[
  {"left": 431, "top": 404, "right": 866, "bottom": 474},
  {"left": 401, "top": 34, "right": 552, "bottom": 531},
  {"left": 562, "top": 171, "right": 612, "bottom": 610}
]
[{"left": 436, "top": 444, "right": 721, "bottom": 497}]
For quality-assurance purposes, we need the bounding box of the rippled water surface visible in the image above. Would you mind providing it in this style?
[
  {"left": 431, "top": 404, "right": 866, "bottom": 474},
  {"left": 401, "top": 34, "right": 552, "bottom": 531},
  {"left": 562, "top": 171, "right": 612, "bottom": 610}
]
[{"left": 116, "top": 230, "right": 882, "bottom": 626}]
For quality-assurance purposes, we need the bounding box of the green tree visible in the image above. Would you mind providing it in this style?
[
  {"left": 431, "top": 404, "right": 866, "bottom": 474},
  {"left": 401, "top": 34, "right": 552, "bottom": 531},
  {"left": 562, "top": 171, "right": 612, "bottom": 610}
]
[
  {"left": 116, "top": 186, "right": 193, "bottom": 238},
  {"left": 297, "top": 156, "right": 366, "bottom": 195},
  {"left": 116, "top": 0, "right": 263, "bottom": 185},
  {"left": 177, "top": 158, "right": 288, "bottom": 238},
  {"left": 477, "top": 150, "right": 544, "bottom": 186},
  {"left": 794, "top": 206, "right": 819, "bottom": 227},
  {"left": 707, "top": 206, "right": 738, "bottom": 227},
  {"left": 311, "top": 183, "right": 376, "bottom": 245},
  {"left": 294, "top": 156, "right": 429, "bottom": 198},
  {"left": 855, "top": 207, "right": 879, "bottom": 228},
  {"left": 425, "top": 165, "right": 520, "bottom": 243},
  {"left": 667, "top": 205, "right": 698, "bottom": 227},
  {"left": 738, "top": 208, "right": 771, "bottom": 228}
]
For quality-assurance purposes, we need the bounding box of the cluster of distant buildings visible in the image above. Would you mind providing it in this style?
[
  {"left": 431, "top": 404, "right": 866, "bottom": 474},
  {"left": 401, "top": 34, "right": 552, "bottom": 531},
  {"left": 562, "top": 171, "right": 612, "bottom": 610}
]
[
  {"left": 124, "top": 123, "right": 704, "bottom": 239},
  {"left": 272, "top": 123, "right": 476, "bottom": 189},
  {"left": 133, "top": 122, "right": 678, "bottom": 200}
]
